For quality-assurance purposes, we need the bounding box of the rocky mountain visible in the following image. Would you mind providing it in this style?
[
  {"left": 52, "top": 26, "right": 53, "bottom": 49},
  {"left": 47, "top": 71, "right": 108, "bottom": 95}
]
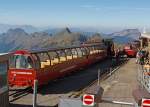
[
  {"left": 0, "top": 28, "right": 89, "bottom": 52},
  {"left": 0, "top": 27, "right": 141, "bottom": 53},
  {"left": 0, "top": 24, "right": 39, "bottom": 34},
  {"left": 107, "top": 29, "right": 141, "bottom": 44},
  {"left": 49, "top": 27, "right": 87, "bottom": 47},
  {"left": 0, "top": 28, "right": 52, "bottom": 52},
  {"left": 44, "top": 28, "right": 62, "bottom": 35},
  {"left": 109, "top": 29, "right": 141, "bottom": 39}
]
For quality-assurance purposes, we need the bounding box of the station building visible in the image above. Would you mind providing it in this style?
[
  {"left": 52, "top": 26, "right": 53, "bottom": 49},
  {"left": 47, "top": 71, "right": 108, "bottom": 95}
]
[
  {"left": 0, "top": 53, "right": 10, "bottom": 107},
  {"left": 140, "top": 32, "right": 150, "bottom": 49}
]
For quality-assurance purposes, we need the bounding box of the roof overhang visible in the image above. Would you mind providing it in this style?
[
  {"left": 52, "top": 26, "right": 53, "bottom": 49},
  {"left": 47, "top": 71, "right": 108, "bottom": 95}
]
[{"left": 141, "top": 33, "right": 150, "bottom": 39}]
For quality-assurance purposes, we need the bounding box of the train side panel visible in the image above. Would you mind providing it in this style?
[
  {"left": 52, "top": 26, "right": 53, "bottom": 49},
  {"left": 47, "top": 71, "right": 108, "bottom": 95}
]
[{"left": 9, "top": 69, "right": 36, "bottom": 87}]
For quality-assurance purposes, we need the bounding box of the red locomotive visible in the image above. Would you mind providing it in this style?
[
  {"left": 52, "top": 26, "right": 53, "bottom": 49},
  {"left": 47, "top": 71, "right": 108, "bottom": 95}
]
[
  {"left": 124, "top": 45, "right": 137, "bottom": 57},
  {"left": 8, "top": 41, "right": 114, "bottom": 87},
  {"left": 124, "top": 41, "right": 140, "bottom": 57}
]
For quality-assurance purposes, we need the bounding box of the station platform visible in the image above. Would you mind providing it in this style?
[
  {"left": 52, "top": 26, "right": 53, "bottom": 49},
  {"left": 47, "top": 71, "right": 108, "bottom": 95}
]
[{"left": 99, "top": 58, "right": 138, "bottom": 107}]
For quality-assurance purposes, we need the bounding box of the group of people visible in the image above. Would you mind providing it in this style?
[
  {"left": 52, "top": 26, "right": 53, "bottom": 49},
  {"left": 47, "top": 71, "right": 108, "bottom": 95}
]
[
  {"left": 113, "top": 48, "right": 123, "bottom": 64},
  {"left": 136, "top": 49, "right": 149, "bottom": 65}
]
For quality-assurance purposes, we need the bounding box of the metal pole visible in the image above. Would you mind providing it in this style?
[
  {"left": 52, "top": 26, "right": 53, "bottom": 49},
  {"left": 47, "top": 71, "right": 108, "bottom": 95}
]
[
  {"left": 33, "top": 80, "right": 38, "bottom": 107},
  {"left": 110, "top": 67, "right": 112, "bottom": 76},
  {"left": 98, "top": 69, "right": 100, "bottom": 86}
]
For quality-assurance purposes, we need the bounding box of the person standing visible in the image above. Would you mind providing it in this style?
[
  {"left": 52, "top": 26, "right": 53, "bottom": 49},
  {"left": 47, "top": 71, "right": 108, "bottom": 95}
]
[{"left": 145, "top": 50, "right": 149, "bottom": 62}]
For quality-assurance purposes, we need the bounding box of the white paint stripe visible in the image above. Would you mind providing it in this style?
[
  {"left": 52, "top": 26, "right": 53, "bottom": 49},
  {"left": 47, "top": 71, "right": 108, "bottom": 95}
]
[
  {"left": 11, "top": 71, "right": 32, "bottom": 75},
  {"left": 84, "top": 99, "right": 93, "bottom": 102},
  {"left": 143, "top": 104, "right": 150, "bottom": 106}
]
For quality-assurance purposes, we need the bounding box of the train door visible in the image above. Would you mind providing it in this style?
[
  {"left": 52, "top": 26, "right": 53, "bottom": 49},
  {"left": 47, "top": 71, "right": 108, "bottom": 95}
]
[{"left": 9, "top": 52, "right": 36, "bottom": 87}]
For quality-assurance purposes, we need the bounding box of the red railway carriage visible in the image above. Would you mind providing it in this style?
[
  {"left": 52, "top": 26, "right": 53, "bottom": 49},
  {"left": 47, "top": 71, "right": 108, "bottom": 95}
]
[
  {"left": 124, "top": 44, "right": 137, "bottom": 57},
  {"left": 8, "top": 43, "right": 108, "bottom": 87},
  {"left": 124, "top": 41, "right": 140, "bottom": 57}
]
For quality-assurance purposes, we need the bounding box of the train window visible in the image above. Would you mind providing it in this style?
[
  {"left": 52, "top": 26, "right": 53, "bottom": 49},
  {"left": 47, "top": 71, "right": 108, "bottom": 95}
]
[
  {"left": 57, "top": 50, "right": 67, "bottom": 62},
  {"left": 85, "top": 47, "right": 90, "bottom": 54},
  {"left": 48, "top": 51, "right": 59, "bottom": 65},
  {"left": 71, "top": 48, "right": 78, "bottom": 58},
  {"left": 76, "top": 48, "right": 82, "bottom": 57},
  {"left": 81, "top": 47, "right": 87, "bottom": 56},
  {"left": 95, "top": 46, "right": 100, "bottom": 53},
  {"left": 31, "top": 54, "right": 40, "bottom": 69},
  {"left": 37, "top": 53, "right": 50, "bottom": 68},
  {"left": 10, "top": 55, "right": 34, "bottom": 69},
  {"left": 65, "top": 49, "right": 72, "bottom": 60},
  {"left": 89, "top": 46, "right": 94, "bottom": 54},
  {"left": 91, "top": 46, "right": 97, "bottom": 54},
  {"left": 37, "top": 53, "right": 49, "bottom": 62}
]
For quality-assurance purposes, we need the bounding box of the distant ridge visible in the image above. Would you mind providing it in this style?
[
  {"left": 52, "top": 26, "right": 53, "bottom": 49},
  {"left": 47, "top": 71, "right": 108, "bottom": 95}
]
[
  {"left": 0, "top": 27, "right": 141, "bottom": 52},
  {"left": 106, "top": 29, "right": 141, "bottom": 44},
  {"left": 0, "top": 24, "right": 39, "bottom": 33}
]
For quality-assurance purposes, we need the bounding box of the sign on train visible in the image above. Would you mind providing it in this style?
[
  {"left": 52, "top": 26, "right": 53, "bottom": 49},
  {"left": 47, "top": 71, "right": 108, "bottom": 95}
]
[
  {"left": 83, "top": 94, "right": 94, "bottom": 106},
  {"left": 141, "top": 98, "right": 150, "bottom": 107}
]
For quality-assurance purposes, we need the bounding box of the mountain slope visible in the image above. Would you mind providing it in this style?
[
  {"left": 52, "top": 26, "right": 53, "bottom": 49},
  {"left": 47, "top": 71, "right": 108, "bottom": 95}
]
[
  {"left": 0, "top": 28, "right": 88, "bottom": 52},
  {"left": 0, "top": 24, "right": 39, "bottom": 33},
  {"left": 108, "top": 29, "right": 141, "bottom": 44}
]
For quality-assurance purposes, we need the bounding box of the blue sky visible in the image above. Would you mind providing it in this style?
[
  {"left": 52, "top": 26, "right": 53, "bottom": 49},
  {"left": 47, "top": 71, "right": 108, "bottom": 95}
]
[{"left": 0, "top": 0, "right": 150, "bottom": 29}]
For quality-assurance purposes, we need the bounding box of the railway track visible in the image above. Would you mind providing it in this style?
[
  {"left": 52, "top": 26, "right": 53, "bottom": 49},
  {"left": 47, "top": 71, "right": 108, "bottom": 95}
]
[
  {"left": 9, "top": 57, "right": 129, "bottom": 106},
  {"left": 9, "top": 87, "right": 32, "bottom": 102}
]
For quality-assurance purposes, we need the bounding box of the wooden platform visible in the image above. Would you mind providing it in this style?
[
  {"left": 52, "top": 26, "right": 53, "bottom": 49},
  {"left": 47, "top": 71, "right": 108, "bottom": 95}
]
[{"left": 99, "top": 59, "right": 138, "bottom": 107}]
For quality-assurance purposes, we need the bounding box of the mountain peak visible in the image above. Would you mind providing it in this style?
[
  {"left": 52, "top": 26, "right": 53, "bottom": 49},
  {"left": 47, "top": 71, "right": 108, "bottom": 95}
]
[
  {"left": 7, "top": 28, "right": 28, "bottom": 36},
  {"left": 61, "top": 27, "right": 71, "bottom": 33},
  {"left": 54, "top": 27, "right": 72, "bottom": 36},
  {"left": 8, "top": 28, "right": 25, "bottom": 32},
  {"left": 65, "top": 27, "right": 71, "bottom": 33}
]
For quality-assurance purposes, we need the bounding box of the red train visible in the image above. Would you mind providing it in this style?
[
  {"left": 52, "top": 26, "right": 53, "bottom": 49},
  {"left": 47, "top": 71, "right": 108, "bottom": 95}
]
[
  {"left": 124, "top": 45, "right": 137, "bottom": 57},
  {"left": 8, "top": 42, "right": 114, "bottom": 87},
  {"left": 124, "top": 41, "right": 140, "bottom": 57}
]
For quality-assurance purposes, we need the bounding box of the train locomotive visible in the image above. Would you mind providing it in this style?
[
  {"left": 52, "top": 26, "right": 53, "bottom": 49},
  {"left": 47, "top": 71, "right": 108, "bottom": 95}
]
[
  {"left": 123, "top": 40, "right": 140, "bottom": 57},
  {"left": 8, "top": 41, "right": 114, "bottom": 87}
]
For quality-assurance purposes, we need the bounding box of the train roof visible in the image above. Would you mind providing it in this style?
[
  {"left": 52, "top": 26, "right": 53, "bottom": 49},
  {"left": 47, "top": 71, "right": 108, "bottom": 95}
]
[
  {"left": 31, "top": 43, "right": 104, "bottom": 54},
  {"left": 12, "top": 42, "right": 105, "bottom": 54}
]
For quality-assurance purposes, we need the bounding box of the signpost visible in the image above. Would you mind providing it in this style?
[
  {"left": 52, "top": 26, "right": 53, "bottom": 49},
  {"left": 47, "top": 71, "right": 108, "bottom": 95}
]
[
  {"left": 33, "top": 80, "right": 38, "bottom": 107},
  {"left": 141, "top": 98, "right": 150, "bottom": 107},
  {"left": 83, "top": 94, "right": 94, "bottom": 106}
]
